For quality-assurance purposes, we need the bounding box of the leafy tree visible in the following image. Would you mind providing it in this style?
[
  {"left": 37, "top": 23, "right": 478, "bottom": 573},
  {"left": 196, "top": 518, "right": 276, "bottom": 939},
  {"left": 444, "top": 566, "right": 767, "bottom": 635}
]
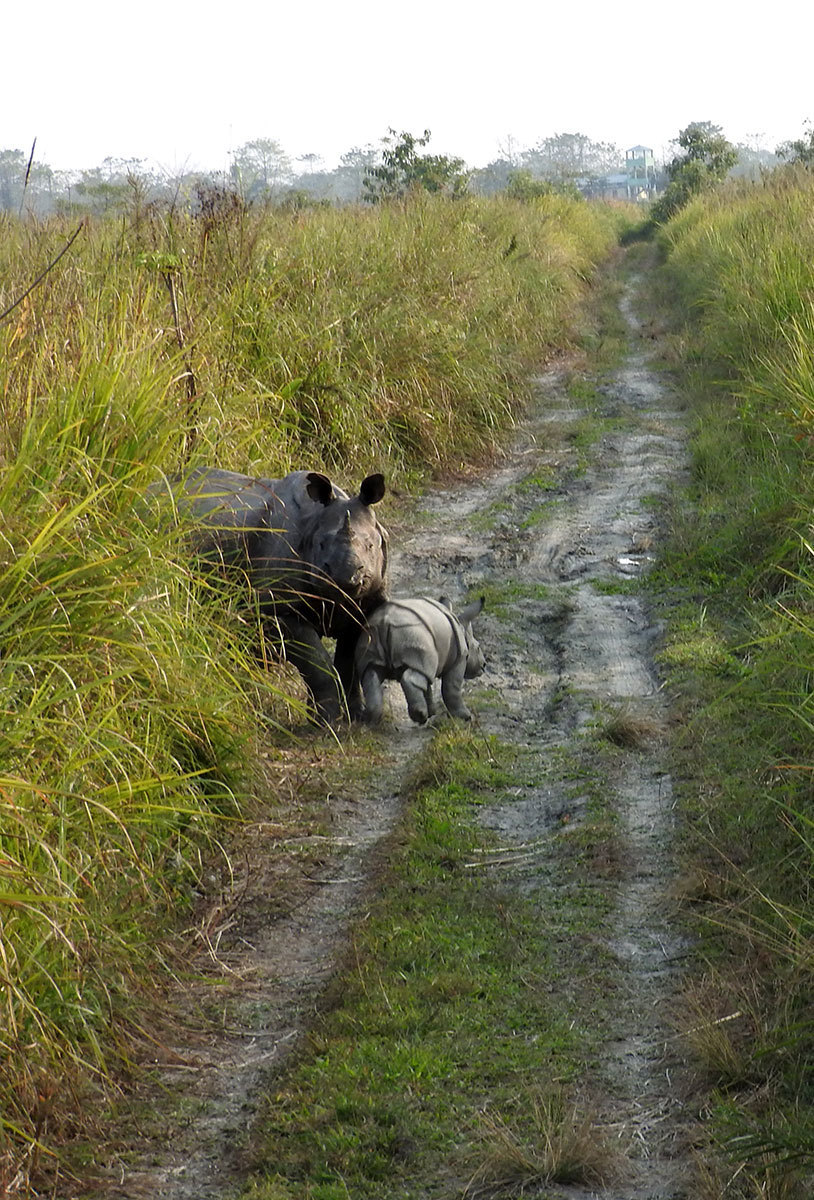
[
  {"left": 230, "top": 138, "right": 292, "bottom": 200},
  {"left": 650, "top": 121, "right": 737, "bottom": 222},
  {"left": 776, "top": 122, "right": 814, "bottom": 167},
  {"left": 363, "top": 129, "right": 468, "bottom": 202},
  {"left": 670, "top": 121, "right": 737, "bottom": 177}
]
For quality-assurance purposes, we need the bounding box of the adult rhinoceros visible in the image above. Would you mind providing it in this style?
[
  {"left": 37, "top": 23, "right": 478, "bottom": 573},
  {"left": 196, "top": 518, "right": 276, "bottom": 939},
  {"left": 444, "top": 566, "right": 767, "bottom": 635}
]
[{"left": 160, "top": 467, "right": 389, "bottom": 723}]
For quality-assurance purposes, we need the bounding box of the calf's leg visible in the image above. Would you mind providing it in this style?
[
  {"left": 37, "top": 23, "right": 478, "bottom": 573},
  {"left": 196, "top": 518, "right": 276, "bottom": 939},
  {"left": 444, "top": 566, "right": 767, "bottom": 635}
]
[
  {"left": 401, "top": 668, "right": 433, "bottom": 724},
  {"left": 360, "top": 665, "right": 386, "bottom": 724},
  {"left": 441, "top": 661, "right": 473, "bottom": 720}
]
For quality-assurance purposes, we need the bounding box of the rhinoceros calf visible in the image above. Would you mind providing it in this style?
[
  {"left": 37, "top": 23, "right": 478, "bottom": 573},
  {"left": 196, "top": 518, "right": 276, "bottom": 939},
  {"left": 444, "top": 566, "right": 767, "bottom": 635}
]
[
  {"left": 153, "top": 468, "right": 389, "bottom": 723},
  {"left": 355, "top": 596, "right": 486, "bottom": 725}
]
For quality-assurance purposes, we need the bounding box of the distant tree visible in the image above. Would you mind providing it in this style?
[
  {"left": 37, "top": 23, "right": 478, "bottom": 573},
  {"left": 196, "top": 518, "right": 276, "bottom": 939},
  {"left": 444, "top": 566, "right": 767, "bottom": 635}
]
[
  {"left": 776, "top": 122, "right": 814, "bottom": 167},
  {"left": 650, "top": 121, "right": 737, "bottom": 223},
  {"left": 230, "top": 138, "right": 292, "bottom": 200},
  {"left": 71, "top": 157, "right": 158, "bottom": 215},
  {"left": 0, "top": 147, "right": 55, "bottom": 213},
  {"left": 287, "top": 168, "right": 339, "bottom": 203},
  {"left": 297, "top": 152, "right": 323, "bottom": 174},
  {"left": 363, "top": 129, "right": 468, "bottom": 202},
  {"left": 469, "top": 158, "right": 516, "bottom": 196},
  {"left": 331, "top": 146, "right": 379, "bottom": 202},
  {"left": 731, "top": 142, "right": 779, "bottom": 179},
  {"left": 670, "top": 122, "right": 737, "bottom": 177},
  {"left": 497, "top": 134, "right": 523, "bottom": 167},
  {"left": 286, "top": 147, "right": 380, "bottom": 204},
  {"left": 521, "top": 132, "right": 622, "bottom": 181},
  {"left": 0, "top": 149, "right": 28, "bottom": 210}
]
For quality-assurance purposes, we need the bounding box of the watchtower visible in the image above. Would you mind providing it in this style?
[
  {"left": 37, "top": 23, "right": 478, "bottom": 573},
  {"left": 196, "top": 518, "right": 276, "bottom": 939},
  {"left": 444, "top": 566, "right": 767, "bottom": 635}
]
[{"left": 625, "top": 146, "right": 657, "bottom": 200}]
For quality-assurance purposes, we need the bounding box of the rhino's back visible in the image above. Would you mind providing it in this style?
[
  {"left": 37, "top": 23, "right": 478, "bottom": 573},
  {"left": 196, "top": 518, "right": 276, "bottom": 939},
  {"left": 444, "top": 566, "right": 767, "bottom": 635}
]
[
  {"left": 167, "top": 468, "right": 340, "bottom": 567},
  {"left": 359, "top": 599, "right": 461, "bottom": 677}
]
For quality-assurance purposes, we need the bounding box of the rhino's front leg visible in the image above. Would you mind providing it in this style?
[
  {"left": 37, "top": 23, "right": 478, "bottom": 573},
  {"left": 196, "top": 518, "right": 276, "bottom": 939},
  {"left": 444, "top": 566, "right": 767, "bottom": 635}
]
[
  {"left": 277, "top": 618, "right": 344, "bottom": 723},
  {"left": 334, "top": 629, "right": 365, "bottom": 721},
  {"left": 441, "top": 662, "right": 473, "bottom": 720}
]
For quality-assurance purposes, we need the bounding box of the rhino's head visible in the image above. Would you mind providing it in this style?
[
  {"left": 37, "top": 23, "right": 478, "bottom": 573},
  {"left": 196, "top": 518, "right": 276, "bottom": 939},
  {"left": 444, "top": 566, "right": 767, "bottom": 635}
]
[
  {"left": 460, "top": 596, "right": 486, "bottom": 678},
  {"left": 440, "top": 595, "right": 486, "bottom": 678},
  {"left": 301, "top": 472, "right": 389, "bottom": 605}
]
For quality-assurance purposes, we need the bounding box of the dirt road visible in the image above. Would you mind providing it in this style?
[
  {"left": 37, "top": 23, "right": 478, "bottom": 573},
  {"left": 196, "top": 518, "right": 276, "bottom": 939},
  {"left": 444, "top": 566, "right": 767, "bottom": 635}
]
[{"left": 94, "top": 262, "right": 691, "bottom": 1200}]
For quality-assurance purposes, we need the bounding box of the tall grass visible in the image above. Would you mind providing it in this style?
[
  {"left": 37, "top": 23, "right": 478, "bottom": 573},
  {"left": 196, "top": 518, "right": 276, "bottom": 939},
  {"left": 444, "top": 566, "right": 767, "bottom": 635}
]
[
  {"left": 654, "top": 166, "right": 814, "bottom": 1192},
  {"left": 0, "top": 192, "right": 625, "bottom": 1183}
]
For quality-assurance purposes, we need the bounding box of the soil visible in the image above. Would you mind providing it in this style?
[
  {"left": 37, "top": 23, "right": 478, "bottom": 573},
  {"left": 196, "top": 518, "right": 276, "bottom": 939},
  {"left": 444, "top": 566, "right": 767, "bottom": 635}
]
[{"left": 83, "top": 263, "right": 692, "bottom": 1200}]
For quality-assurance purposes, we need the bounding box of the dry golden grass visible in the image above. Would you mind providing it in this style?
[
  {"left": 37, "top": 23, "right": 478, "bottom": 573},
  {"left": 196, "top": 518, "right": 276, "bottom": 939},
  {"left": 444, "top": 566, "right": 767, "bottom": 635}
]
[
  {"left": 464, "top": 1087, "right": 621, "bottom": 1196},
  {"left": 600, "top": 703, "right": 663, "bottom": 750}
]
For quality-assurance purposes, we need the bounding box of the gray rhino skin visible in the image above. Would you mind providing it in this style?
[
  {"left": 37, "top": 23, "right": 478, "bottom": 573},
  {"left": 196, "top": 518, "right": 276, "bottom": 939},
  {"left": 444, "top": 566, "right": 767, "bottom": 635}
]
[
  {"left": 160, "top": 467, "right": 389, "bottom": 722},
  {"left": 355, "top": 595, "right": 485, "bottom": 725}
]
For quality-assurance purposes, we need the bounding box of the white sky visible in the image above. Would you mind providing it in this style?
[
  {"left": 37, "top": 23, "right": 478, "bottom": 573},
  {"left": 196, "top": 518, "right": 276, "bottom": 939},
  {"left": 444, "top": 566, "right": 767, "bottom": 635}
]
[{"left": 5, "top": 1, "right": 812, "bottom": 174}]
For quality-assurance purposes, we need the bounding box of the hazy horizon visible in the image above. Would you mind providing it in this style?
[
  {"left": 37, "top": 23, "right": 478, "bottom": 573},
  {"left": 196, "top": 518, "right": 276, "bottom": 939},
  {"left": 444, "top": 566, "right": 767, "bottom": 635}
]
[{"left": 6, "top": 1, "right": 810, "bottom": 179}]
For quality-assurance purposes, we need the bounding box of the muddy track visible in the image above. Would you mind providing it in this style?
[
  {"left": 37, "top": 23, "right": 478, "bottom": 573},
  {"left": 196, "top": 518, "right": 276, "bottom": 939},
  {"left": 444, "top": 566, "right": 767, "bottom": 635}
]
[{"left": 91, "top": 268, "right": 691, "bottom": 1200}]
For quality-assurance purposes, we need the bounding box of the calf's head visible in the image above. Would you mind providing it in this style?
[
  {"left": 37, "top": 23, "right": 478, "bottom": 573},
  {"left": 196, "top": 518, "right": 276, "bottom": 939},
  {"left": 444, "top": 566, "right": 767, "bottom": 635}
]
[{"left": 440, "top": 595, "right": 487, "bottom": 678}]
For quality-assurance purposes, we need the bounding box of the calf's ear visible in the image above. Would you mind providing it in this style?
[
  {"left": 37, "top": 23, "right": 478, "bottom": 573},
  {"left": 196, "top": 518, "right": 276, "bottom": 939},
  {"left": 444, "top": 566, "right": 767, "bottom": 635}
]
[
  {"left": 359, "top": 474, "right": 386, "bottom": 506},
  {"left": 305, "top": 472, "right": 334, "bottom": 506},
  {"left": 459, "top": 596, "right": 485, "bottom": 624}
]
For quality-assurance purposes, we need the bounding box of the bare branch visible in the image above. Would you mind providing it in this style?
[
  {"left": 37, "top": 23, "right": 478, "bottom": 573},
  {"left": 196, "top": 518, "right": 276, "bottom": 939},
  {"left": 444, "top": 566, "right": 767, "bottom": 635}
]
[{"left": 0, "top": 221, "right": 85, "bottom": 325}]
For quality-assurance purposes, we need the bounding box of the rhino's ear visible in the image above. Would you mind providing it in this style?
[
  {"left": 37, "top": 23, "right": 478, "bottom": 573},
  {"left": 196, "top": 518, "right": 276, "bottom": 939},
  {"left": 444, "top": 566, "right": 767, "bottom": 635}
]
[
  {"left": 359, "top": 474, "right": 386, "bottom": 506},
  {"left": 459, "top": 596, "right": 485, "bottom": 624},
  {"left": 305, "top": 472, "right": 334, "bottom": 506},
  {"left": 438, "top": 595, "right": 452, "bottom": 610}
]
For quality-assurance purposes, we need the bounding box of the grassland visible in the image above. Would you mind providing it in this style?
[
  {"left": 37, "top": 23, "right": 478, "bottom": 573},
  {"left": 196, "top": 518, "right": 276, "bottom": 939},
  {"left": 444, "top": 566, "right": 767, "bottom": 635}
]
[
  {"left": 0, "top": 191, "right": 626, "bottom": 1185},
  {"left": 646, "top": 167, "right": 814, "bottom": 1194}
]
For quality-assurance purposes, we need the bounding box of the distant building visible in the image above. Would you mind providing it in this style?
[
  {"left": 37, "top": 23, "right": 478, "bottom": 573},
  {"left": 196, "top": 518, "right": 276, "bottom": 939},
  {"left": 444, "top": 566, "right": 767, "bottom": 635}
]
[
  {"left": 625, "top": 146, "right": 657, "bottom": 200},
  {"left": 574, "top": 145, "right": 660, "bottom": 203}
]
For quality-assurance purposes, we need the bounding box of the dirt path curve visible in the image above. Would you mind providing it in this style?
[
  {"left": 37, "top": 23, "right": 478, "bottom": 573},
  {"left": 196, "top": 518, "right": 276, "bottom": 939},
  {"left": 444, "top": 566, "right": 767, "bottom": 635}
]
[{"left": 94, "top": 262, "right": 691, "bottom": 1200}]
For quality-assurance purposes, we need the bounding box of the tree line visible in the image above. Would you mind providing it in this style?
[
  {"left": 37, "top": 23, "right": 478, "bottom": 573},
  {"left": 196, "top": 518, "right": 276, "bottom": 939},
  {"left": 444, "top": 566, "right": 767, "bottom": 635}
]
[{"left": 0, "top": 123, "right": 802, "bottom": 217}]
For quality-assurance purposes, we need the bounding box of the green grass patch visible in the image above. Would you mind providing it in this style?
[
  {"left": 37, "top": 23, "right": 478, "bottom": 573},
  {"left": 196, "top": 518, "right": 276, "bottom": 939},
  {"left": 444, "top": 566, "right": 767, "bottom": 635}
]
[
  {"left": 244, "top": 727, "right": 614, "bottom": 1198},
  {"left": 592, "top": 577, "right": 641, "bottom": 596},
  {"left": 566, "top": 377, "right": 599, "bottom": 403},
  {"left": 469, "top": 578, "right": 558, "bottom": 619}
]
